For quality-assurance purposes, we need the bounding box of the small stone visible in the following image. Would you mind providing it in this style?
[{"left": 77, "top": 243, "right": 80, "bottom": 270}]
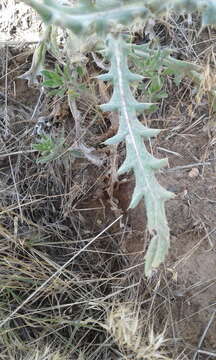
[{"left": 188, "top": 167, "right": 199, "bottom": 178}]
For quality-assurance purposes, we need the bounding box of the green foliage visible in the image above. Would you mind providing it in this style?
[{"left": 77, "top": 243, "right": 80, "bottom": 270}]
[
  {"left": 42, "top": 68, "right": 64, "bottom": 88},
  {"left": 42, "top": 64, "right": 71, "bottom": 96},
  {"left": 33, "top": 135, "right": 55, "bottom": 153},
  {"left": 33, "top": 134, "right": 85, "bottom": 164},
  {"left": 130, "top": 49, "right": 168, "bottom": 103},
  {"left": 42, "top": 64, "right": 86, "bottom": 97},
  {"left": 21, "top": 0, "right": 216, "bottom": 275},
  {"left": 33, "top": 135, "right": 66, "bottom": 163},
  {"left": 131, "top": 44, "right": 203, "bottom": 86}
]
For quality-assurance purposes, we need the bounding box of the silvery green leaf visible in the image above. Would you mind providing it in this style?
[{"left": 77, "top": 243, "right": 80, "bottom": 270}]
[{"left": 99, "top": 34, "right": 174, "bottom": 276}]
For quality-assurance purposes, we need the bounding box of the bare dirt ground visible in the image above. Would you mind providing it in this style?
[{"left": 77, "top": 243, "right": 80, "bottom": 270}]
[{"left": 0, "top": 2, "right": 216, "bottom": 360}]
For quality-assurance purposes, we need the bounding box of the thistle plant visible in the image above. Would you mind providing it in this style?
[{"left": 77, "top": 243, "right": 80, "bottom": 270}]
[
  {"left": 20, "top": 0, "right": 216, "bottom": 275},
  {"left": 97, "top": 34, "right": 174, "bottom": 276}
]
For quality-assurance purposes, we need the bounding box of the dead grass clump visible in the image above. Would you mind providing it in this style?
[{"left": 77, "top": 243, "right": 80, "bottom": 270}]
[{"left": 106, "top": 303, "right": 170, "bottom": 359}]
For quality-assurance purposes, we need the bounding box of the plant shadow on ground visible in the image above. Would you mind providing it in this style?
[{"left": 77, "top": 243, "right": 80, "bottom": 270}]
[{"left": 1, "top": 4, "right": 216, "bottom": 360}]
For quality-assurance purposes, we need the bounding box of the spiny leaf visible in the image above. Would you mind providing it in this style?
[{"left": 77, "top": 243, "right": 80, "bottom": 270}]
[
  {"left": 99, "top": 34, "right": 174, "bottom": 276},
  {"left": 22, "top": 0, "right": 216, "bottom": 36},
  {"left": 22, "top": 0, "right": 151, "bottom": 35},
  {"left": 202, "top": 0, "right": 216, "bottom": 26}
]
